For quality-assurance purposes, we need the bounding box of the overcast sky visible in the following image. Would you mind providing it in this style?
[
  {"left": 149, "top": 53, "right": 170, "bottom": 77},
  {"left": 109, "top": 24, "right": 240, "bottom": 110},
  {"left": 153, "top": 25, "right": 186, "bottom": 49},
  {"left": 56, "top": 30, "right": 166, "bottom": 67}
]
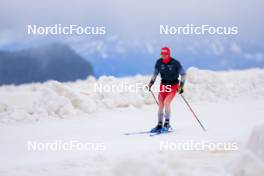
[
  {"left": 0, "top": 0, "right": 264, "bottom": 75},
  {"left": 0, "top": 0, "right": 263, "bottom": 44}
]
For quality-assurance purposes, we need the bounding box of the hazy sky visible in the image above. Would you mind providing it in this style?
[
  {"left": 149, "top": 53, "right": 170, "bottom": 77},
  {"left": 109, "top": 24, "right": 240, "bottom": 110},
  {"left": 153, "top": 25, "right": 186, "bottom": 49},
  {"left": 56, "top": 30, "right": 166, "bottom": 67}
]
[
  {"left": 0, "top": 0, "right": 263, "bottom": 43},
  {"left": 0, "top": 0, "right": 264, "bottom": 75}
]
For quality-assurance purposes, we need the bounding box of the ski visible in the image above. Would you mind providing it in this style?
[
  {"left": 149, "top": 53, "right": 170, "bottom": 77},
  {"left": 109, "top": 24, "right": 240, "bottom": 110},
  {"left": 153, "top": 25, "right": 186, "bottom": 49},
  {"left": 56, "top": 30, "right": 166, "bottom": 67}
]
[
  {"left": 124, "top": 129, "right": 174, "bottom": 136},
  {"left": 149, "top": 130, "right": 173, "bottom": 136},
  {"left": 123, "top": 131, "right": 151, "bottom": 135}
]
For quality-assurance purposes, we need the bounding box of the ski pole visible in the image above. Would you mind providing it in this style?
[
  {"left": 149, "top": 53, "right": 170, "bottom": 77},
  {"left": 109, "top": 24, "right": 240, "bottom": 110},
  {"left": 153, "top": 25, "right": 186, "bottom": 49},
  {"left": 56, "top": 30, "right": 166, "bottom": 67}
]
[
  {"left": 180, "top": 94, "right": 206, "bottom": 131},
  {"left": 149, "top": 89, "right": 159, "bottom": 105}
]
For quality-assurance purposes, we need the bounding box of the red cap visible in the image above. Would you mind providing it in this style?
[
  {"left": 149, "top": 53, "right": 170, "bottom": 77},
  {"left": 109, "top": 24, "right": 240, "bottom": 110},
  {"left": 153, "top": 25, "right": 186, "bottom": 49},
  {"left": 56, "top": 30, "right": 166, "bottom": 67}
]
[
  {"left": 160, "top": 47, "right": 170, "bottom": 57},
  {"left": 160, "top": 47, "right": 171, "bottom": 64}
]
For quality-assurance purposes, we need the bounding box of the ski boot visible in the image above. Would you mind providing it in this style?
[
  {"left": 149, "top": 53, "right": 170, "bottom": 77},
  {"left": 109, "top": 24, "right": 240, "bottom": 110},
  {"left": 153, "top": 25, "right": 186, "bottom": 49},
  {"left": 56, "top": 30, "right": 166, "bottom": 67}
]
[
  {"left": 150, "top": 122, "right": 163, "bottom": 133},
  {"left": 163, "top": 119, "right": 172, "bottom": 132}
]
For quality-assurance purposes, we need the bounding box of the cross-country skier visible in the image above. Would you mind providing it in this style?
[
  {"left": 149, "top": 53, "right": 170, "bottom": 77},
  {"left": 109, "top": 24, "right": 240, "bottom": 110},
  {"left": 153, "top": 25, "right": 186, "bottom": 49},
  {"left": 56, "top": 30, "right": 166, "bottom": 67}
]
[{"left": 148, "top": 47, "right": 186, "bottom": 133}]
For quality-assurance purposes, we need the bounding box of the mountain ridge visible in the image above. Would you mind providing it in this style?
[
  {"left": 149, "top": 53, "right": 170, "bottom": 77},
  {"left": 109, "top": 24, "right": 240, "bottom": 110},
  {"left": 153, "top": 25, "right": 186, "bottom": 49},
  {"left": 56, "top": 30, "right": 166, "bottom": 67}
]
[{"left": 0, "top": 43, "right": 94, "bottom": 85}]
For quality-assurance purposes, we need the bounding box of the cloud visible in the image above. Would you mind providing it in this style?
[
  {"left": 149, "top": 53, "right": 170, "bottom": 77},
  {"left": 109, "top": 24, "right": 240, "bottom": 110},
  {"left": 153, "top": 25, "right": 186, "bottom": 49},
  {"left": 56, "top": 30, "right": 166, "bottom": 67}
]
[
  {"left": 230, "top": 42, "right": 264, "bottom": 62},
  {"left": 230, "top": 42, "right": 242, "bottom": 54},
  {"left": 245, "top": 53, "right": 264, "bottom": 62},
  {"left": 211, "top": 40, "right": 224, "bottom": 56},
  {"left": 145, "top": 42, "right": 154, "bottom": 54},
  {"left": 0, "top": 0, "right": 264, "bottom": 69},
  {"left": 66, "top": 38, "right": 109, "bottom": 59},
  {"left": 0, "top": 0, "right": 264, "bottom": 41}
]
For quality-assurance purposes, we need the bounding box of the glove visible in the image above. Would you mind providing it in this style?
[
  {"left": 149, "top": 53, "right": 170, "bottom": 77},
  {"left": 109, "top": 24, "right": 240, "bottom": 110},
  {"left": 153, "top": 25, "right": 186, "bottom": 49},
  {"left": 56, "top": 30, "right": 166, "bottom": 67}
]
[
  {"left": 178, "top": 82, "right": 184, "bottom": 94},
  {"left": 148, "top": 82, "right": 154, "bottom": 91}
]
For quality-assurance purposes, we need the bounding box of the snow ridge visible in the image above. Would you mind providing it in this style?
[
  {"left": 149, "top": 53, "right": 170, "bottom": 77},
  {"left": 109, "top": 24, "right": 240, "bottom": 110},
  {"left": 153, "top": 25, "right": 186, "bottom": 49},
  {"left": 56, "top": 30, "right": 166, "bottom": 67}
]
[{"left": 0, "top": 68, "right": 263, "bottom": 123}]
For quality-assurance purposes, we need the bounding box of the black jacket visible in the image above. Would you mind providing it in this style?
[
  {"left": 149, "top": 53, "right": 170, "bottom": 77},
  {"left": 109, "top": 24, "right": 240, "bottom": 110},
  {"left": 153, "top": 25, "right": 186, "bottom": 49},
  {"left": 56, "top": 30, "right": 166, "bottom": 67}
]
[{"left": 150, "top": 58, "right": 186, "bottom": 85}]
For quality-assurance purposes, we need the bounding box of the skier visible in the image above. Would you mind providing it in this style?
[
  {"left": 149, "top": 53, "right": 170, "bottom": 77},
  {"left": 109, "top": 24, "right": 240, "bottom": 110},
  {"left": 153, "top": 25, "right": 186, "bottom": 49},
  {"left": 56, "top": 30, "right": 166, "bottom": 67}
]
[{"left": 148, "top": 47, "right": 186, "bottom": 133}]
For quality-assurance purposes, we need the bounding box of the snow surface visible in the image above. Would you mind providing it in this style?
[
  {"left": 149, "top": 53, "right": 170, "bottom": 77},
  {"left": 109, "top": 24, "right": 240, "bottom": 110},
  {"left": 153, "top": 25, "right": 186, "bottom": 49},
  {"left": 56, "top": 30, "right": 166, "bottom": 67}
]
[{"left": 0, "top": 67, "right": 264, "bottom": 176}]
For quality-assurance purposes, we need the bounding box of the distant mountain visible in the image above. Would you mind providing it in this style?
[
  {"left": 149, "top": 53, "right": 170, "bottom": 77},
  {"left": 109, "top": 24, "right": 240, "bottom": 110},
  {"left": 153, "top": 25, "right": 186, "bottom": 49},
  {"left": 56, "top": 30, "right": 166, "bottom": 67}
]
[
  {"left": 86, "top": 50, "right": 264, "bottom": 77},
  {"left": 66, "top": 38, "right": 264, "bottom": 77},
  {"left": 0, "top": 43, "right": 93, "bottom": 85}
]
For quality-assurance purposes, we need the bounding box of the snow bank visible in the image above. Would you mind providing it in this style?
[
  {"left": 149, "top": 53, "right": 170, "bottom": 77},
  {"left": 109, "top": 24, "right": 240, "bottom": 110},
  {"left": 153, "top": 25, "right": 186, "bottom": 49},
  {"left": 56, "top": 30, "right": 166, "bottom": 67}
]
[
  {"left": 0, "top": 68, "right": 264, "bottom": 123},
  {"left": 230, "top": 123, "right": 264, "bottom": 176},
  {"left": 185, "top": 67, "right": 264, "bottom": 102},
  {"left": 247, "top": 124, "right": 264, "bottom": 161}
]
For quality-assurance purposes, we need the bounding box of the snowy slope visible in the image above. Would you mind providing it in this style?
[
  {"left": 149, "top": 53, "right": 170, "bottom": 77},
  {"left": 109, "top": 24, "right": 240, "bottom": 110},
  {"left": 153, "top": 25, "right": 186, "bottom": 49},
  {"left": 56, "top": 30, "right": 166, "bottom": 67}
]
[{"left": 0, "top": 68, "right": 264, "bottom": 176}]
